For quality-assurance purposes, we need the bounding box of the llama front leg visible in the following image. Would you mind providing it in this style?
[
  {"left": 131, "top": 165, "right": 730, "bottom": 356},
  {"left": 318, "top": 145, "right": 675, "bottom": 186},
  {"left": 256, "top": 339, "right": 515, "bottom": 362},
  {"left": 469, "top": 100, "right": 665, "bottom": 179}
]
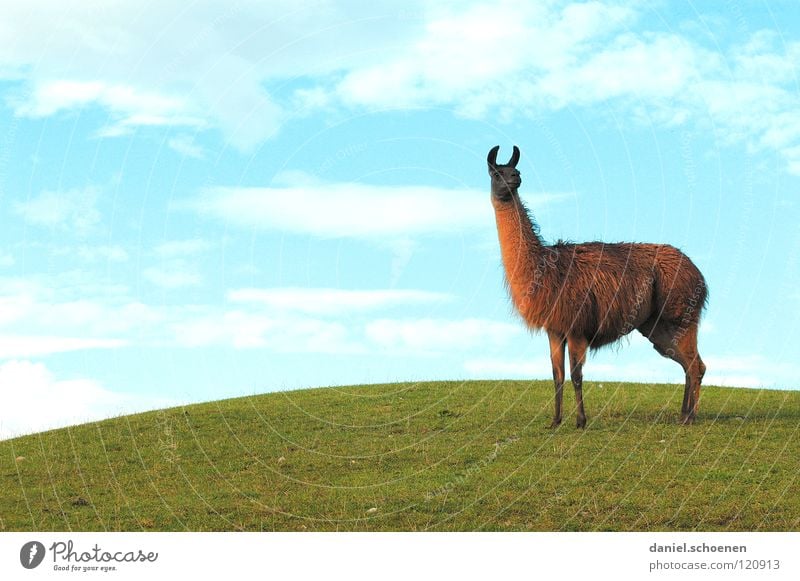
[
  {"left": 681, "top": 374, "right": 693, "bottom": 424},
  {"left": 567, "top": 335, "right": 589, "bottom": 429},
  {"left": 547, "top": 331, "right": 566, "bottom": 428}
]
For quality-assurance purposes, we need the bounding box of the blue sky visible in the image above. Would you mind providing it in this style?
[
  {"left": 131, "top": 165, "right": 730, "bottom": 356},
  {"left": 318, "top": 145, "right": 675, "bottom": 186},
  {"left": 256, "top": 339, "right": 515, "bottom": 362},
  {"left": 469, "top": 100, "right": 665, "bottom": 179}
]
[{"left": 1, "top": 0, "right": 799, "bottom": 437}]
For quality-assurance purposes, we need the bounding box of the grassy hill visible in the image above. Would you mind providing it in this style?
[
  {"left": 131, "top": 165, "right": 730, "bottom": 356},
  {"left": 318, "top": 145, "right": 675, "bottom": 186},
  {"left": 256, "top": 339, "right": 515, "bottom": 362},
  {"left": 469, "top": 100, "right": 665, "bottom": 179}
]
[{"left": 1, "top": 380, "right": 798, "bottom": 531}]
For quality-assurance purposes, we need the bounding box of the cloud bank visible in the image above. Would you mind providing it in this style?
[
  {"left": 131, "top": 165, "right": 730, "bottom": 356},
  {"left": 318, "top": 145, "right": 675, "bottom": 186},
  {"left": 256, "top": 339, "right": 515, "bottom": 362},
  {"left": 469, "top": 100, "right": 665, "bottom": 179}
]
[{"left": 2, "top": 1, "right": 798, "bottom": 170}]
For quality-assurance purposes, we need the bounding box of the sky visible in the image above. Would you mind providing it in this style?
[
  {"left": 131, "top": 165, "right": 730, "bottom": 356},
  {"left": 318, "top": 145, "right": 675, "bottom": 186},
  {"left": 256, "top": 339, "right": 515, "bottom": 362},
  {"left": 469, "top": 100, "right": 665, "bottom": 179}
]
[{"left": 1, "top": 0, "right": 799, "bottom": 438}]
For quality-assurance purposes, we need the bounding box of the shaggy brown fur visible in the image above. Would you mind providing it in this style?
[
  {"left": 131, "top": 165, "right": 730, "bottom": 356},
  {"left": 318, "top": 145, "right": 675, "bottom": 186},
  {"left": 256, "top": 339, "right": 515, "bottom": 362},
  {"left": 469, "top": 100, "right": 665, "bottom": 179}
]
[{"left": 488, "top": 145, "right": 707, "bottom": 428}]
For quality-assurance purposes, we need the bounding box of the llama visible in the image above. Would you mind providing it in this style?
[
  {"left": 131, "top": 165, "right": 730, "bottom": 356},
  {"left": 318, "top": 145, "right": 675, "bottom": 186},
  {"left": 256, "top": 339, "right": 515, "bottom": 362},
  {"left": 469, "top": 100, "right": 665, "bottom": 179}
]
[{"left": 487, "top": 145, "right": 707, "bottom": 428}]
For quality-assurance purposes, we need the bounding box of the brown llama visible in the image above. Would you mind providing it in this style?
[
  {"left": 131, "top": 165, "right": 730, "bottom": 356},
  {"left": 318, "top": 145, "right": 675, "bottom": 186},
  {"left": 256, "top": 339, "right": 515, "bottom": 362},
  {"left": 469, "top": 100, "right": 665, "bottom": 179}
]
[{"left": 487, "top": 145, "right": 708, "bottom": 428}]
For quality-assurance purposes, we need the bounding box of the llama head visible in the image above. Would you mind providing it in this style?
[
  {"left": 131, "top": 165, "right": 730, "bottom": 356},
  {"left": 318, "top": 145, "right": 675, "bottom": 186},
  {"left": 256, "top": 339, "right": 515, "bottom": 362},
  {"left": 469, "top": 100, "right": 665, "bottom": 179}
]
[{"left": 487, "top": 145, "right": 521, "bottom": 201}]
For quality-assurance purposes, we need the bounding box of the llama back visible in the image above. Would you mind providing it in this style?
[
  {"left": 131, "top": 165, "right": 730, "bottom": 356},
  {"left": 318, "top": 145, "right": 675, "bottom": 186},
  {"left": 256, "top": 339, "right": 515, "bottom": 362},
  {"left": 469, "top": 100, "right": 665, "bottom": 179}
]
[{"left": 649, "top": 244, "right": 708, "bottom": 325}]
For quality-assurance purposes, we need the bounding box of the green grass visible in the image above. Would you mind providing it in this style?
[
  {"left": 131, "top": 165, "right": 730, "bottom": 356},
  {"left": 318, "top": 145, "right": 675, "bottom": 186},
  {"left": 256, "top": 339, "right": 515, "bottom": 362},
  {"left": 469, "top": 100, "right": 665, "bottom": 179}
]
[{"left": 1, "top": 380, "right": 799, "bottom": 531}]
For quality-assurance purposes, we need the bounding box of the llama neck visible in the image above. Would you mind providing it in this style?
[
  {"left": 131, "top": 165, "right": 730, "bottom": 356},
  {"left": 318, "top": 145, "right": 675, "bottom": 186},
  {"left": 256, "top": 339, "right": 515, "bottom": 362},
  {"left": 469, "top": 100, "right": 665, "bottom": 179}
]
[{"left": 493, "top": 193, "right": 546, "bottom": 317}]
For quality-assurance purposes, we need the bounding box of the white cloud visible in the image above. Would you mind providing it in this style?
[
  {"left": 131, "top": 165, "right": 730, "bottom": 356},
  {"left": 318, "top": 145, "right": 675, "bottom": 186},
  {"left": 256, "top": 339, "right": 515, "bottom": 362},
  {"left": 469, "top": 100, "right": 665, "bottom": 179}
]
[
  {"left": 228, "top": 287, "right": 451, "bottom": 315},
  {"left": 703, "top": 374, "right": 763, "bottom": 389},
  {"left": 1, "top": 276, "right": 458, "bottom": 355},
  {"left": 0, "top": 276, "right": 161, "bottom": 342},
  {"left": 10, "top": 242, "right": 129, "bottom": 264},
  {"left": 154, "top": 238, "right": 212, "bottom": 258},
  {"left": 143, "top": 239, "right": 212, "bottom": 290},
  {"left": 170, "top": 310, "right": 360, "bottom": 354},
  {"left": 535, "top": 33, "right": 708, "bottom": 108},
  {"left": 331, "top": 3, "right": 800, "bottom": 174},
  {"left": 190, "top": 177, "right": 567, "bottom": 238},
  {"left": 463, "top": 355, "right": 688, "bottom": 384},
  {"left": 387, "top": 238, "right": 417, "bottom": 286},
  {"left": 13, "top": 80, "right": 204, "bottom": 138},
  {"left": 0, "top": 360, "right": 171, "bottom": 439},
  {"left": 171, "top": 288, "right": 456, "bottom": 352},
  {"left": 167, "top": 134, "right": 206, "bottom": 159},
  {"left": 75, "top": 245, "right": 129, "bottom": 263},
  {"left": 194, "top": 183, "right": 484, "bottom": 237},
  {"left": 14, "top": 186, "right": 101, "bottom": 233},
  {"left": 0, "top": 335, "right": 126, "bottom": 359},
  {"left": 2, "top": 1, "right": 800, "bottom": 167},
  {"left": 0, "top": 295, "right": 34, "bottom": 327},
  {"left": 172, "top": 311, "right": 521, "bottom": 356},
  {"left": 464, "top": 357, "right": 549, "bottom": 378},
  {"left": 366, "top": 318, "right": 522, "bottom": 353},
  {"left": 700, "top": 355, "right": 783, "bottom": 388},
  {"left": 0, "top": 0, "right": 425, "bottom": 150},
  {"left": 463, "top": 350, "right": 799, "bottom": 390},
  {"left": 143, "top": 263, "right": 202, "bottom": 289},
  {"left": 337, "top": 1, "right": 635, "bottom": 115}
]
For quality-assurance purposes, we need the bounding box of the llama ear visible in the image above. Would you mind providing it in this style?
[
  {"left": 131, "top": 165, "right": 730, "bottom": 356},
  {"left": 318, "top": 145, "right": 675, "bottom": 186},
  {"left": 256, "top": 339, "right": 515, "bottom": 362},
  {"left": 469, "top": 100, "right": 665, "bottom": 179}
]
[
  {"left": 508, "top": 145, "right": 520, "bottom": 168},
  {"left": 487, "top": 145, "right": 500, "bottom": 168}
]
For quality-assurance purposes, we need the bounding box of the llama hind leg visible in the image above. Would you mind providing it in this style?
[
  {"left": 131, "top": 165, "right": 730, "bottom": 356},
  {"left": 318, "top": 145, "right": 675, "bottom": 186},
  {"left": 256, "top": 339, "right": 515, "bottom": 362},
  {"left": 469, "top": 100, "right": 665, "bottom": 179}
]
[
  {"left": 676, "top": 325, "right": 704, "bottom": 423},
  {"left": 547, "top": 331, "right": 566, "bottom": 428},
  {"left": 567, "top": 335, "right": 589, "bottom": 429},
  {"left": 638, "top": 320, "right": 704, "bottom": 424},
  {"left": 661, "top": 324, "right": 704, "bottom": 424}
]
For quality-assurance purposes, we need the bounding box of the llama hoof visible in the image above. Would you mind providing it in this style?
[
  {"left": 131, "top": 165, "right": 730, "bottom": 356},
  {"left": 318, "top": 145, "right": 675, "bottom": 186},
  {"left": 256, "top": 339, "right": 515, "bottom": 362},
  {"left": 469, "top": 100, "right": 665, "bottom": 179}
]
[
  {"left": 576, "top": 417, "right": 587, "bottom": 429},
  {"left": 679, "top": 415, "right": 695, "bottom": 425},
  {"left": 548, "top": 420, "right": 562, "bottom": 429}
]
